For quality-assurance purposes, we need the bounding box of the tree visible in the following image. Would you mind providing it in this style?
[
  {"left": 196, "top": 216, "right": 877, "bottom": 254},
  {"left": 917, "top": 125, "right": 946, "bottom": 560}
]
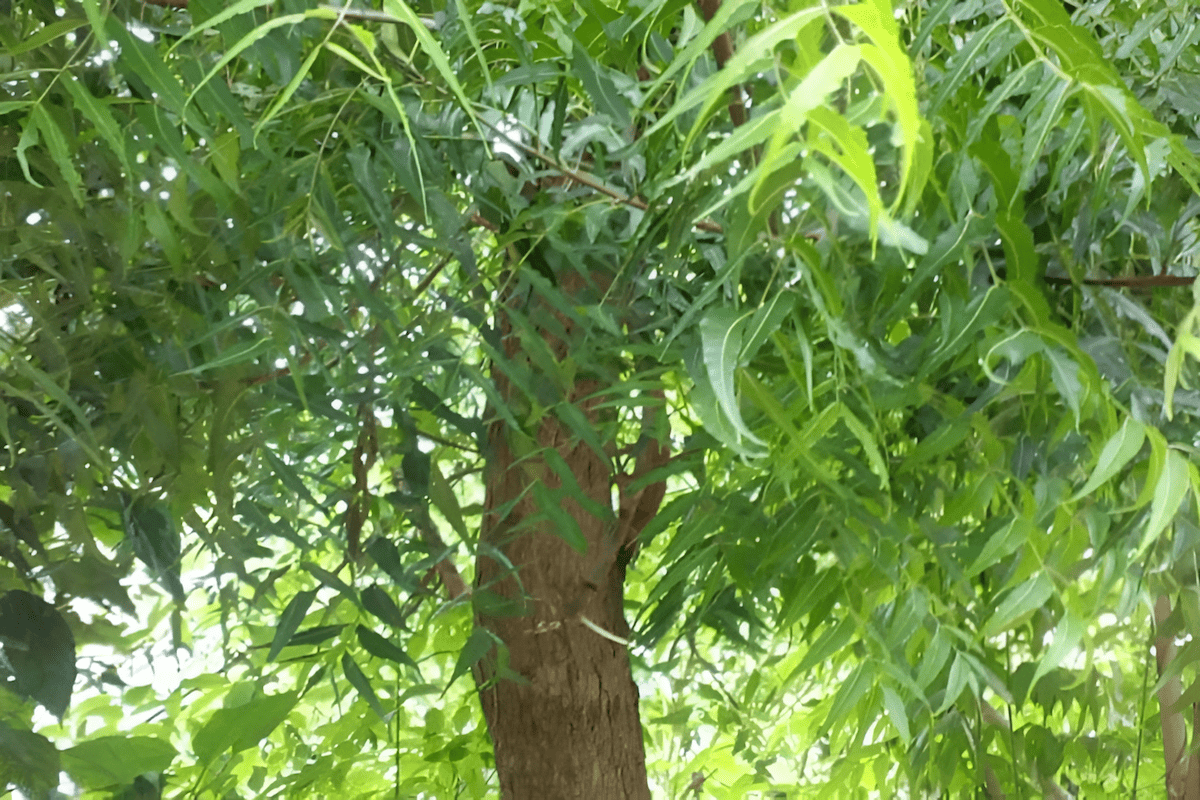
[{"left": 3, "top": 0, "right": 1200, "bottom": 796}]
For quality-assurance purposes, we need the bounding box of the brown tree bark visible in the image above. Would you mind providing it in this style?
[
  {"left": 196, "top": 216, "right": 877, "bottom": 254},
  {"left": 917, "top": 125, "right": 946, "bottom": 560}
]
[
  {"left": 474, "top": 272, "right": 667, "bottom": 799},
  {"left": 1156, "top": 594, "right": 1191, "bottom": 800}
]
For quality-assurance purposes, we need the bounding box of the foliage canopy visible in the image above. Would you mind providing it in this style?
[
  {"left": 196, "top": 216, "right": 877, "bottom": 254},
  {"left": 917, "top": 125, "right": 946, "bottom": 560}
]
[{"left": 3, "top": 0, "right": 1200, "bottom": 796}]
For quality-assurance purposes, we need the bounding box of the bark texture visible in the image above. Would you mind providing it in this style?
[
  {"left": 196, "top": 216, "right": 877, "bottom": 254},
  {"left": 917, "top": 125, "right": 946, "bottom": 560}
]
[{"left": 475, "top": 273, "right": 666, "bottom": 799}]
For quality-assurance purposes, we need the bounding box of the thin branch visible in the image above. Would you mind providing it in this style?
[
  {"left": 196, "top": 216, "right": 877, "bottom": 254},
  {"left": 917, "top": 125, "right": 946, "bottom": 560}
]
[
  {"left": 696, "top": 0, "right": 746, "bottom": 127},
  {"left": 414, "top": 516, "right": 468, "bottom": 601},
  {"left": 1043, "top": 274, "right": 1196, "bottom": 288},
  {"left": 487, "top": 129, "right": 725, "bottom": 235}
]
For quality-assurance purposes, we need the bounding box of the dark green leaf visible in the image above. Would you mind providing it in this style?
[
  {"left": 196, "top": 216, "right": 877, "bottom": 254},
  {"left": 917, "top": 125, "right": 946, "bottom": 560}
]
[
  {"left": 0, "top": 590, "right": 76, "bottom": 718},
  {"left": 267, "top": 589, "right": 318, "bottom": 663},
  {"left": 341, "top": 653, "right": 387, "bottom": 719},
  {"left": 355, "top": 625, "right": 419, "bottom": 670}
]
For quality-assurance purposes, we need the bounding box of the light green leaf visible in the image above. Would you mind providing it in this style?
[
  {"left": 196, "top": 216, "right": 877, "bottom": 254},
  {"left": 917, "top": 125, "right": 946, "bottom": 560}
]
[
  {"left": 1031, "top": 610, "right": 1085, "bottom": 688},
  {"left": 935, "top": 652, "right": 969, "bottom": 715},
  {"left": 192, "top": 692, "right": 297, "bottom": 765},
  {"left": 881, "top": 686, "right": 910, "bottom": 746},
  {"left": 1137, "top": 449, "right": 1191, "bottom": 558},
  {"left": 983, "top": 574, "right": 1054, "bottom": 638},
  {"left": 1072, "top": 418, "right": 1147, "bottom": 500},
  {"left": 62, "top": 736, "right": 176, "bottom": 789},
  {"left": 699, "top": 308, "right": 766, "bottom": 452},
  {"left": 448, "top": 628, "right": 495, "bottom": 691}
]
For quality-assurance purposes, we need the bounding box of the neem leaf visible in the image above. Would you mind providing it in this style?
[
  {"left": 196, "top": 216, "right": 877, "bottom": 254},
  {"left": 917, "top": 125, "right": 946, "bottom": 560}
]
[
  {"left": 0, "top": 590, "right": 76, "bottom": 718},
  {"left": 1072, "top": 417, "right": 1146, "bottom": 500}
]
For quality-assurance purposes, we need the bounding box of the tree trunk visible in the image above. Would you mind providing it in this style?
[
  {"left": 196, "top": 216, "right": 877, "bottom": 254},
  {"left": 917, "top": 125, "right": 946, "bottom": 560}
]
[
  {"left": 474, "top": 273, "right": 661, "bottom": 799},
  {"left": 1156, "top": 594, "right": 1190, "bottom": 800}
]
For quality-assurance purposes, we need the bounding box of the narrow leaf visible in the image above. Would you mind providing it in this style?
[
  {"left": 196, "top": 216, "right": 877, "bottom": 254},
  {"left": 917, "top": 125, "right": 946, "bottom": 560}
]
[
  {"left": 342, "top": 653, "right": 387, "bottom": 719},
  {"left": 1072, "top": 417, "right": 1146, "bottom": 500},
  {"left": 267, "top": 589, "right": 317, "bottom": 663}
]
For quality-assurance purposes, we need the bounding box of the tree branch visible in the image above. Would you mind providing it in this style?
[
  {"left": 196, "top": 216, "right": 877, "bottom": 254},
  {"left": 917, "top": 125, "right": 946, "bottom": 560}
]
[
  {"left": 696, "top": 0, "right": 746, "bottom": 127},
  {"left": 1044, "top": 273, "right": 1195, "bottom": 288}
]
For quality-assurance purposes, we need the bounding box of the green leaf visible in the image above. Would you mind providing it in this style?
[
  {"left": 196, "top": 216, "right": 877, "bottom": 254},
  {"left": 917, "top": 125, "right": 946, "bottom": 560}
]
[
  {"left": 698, "top": 308, "right": 766, "bottom": 453},
  {"left": 531, "top": 482, "right": 586, "bottom": 553},
  {"left": 935, "top": 653, "right": 970, "bottom": 715},
  {"left": 4, "top": 17, "right": 86, "bottom": 55},
  {"left": 31, "top": 104, "right": 83, "bottom": 206},
  {"left": 361, "top": 584, "right": 406, "bottom": 628},
  {"left": 881, "top": 686, "right": 910, "bottom": 746},
  {"left": 1138, "top": 449, "right": 1191, "bottom": 557},
  {"left": 448, "top": 628, "right": 495, "bottom": 691},
  {"left": 267, "top": 589, "right": 317, "bottom": 663},
  {"left": 740, "top": 292, "right": 796, "bottom": 362},
  {"left": 122, "top": 498, "right": 186, "bottom": 603},
  {"left": 62, "top": 736, "right": 176, "bottom": 790},
  {"left": 192, "top": 692, "right": 297, "bottom": 765},
  {"left": 302, "top": 563, "right": 364, "bottom": 609},
  {"left": 794, "top": 616, "right": 856, "bottom": 675},
  {"left": 1031, "top": 610, "right": 1085, "bottom": 689},
  {"left": 341, "top": 653, "right": 387, "bottom": 719},
  {"left": 356, "top": 624, "right": 419, "bottom": 670},
  {"left": 0, "top": 591, "right": 76, "bottom": 719},
  {"left": 983, "top": 574, "right": 1054, "bottom": 638},
  {"left": 0, "top": 721, "right": 60, "bottom": 799},
  {"left": 570, "top": 42, "right": 630, "bottom": 129},
  {"left": 1072, "top": 418, "right": 1147, "bottom": 500}
]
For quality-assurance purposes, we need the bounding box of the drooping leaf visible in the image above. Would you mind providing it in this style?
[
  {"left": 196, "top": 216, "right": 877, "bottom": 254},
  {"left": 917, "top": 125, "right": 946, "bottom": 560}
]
[
  {"left": 122, "top": 497, "right": 186, "bottom": 603},
  {"left": 341, "top": 653, "right": 387, "bottom": 720},
  {"left": 267, "top": 589, "right": 317, "bottom": 663}
]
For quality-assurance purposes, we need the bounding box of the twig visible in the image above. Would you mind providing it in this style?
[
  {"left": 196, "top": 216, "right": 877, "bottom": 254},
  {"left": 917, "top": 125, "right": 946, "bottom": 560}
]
[
  {"left": 488, "top": 130, "right": 725, "bottom": 235},
  {"left": 1043, "top": 274, "right": 1195, "bottom": 288}
]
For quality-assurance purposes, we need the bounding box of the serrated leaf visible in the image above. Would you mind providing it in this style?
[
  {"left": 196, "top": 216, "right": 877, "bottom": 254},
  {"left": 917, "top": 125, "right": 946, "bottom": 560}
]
[{"left": 740, "top": 292, "right": 796, "bottom": 362}]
